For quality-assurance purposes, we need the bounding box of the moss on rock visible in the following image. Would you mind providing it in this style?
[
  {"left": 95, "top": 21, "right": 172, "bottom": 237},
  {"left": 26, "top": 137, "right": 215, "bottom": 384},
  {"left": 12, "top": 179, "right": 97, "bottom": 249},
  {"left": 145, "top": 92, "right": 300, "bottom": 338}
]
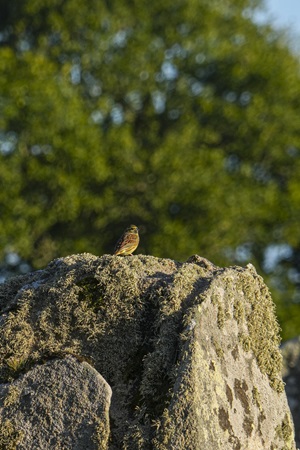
[{"left": 0, "top": 254, "right": 295, "bottom": 449}]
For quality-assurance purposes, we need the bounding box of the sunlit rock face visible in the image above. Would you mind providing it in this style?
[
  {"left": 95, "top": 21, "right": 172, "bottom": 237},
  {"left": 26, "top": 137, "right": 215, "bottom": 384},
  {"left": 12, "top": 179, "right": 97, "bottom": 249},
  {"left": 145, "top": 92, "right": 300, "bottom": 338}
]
[{"left": 0, "top": 253, "right": 296, "bottom": 449}]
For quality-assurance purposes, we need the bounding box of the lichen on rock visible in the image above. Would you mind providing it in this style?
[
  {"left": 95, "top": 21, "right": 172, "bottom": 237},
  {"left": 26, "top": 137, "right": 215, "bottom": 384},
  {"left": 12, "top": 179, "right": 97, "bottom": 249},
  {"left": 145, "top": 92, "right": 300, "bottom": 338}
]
[{"left": 0, "top": 253, "right": 296, "bottom": 449}]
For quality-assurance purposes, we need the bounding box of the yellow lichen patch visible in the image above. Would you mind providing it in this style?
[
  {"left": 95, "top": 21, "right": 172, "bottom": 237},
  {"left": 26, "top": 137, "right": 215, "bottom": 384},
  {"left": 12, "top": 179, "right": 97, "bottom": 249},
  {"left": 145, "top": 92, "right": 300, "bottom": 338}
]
[
  {"left": 275, "top": 413, "right": 295, "bottom": 449},
  {"left": 233, "top": 297, "right": 245, "bottom": 324},
  {"left": 0, "top": 419, "right": 23, "bottom": 450},
  {"left": 3, "top": 385, "right": 21, "bottom": 407},
  {"left": 238, "top": 333, "right": 251, "bottom": 352},
  {"left": 211, "top": 337, "right": 224, "bottom": 358},
  {"left": 232, "top": 270, "right": 283, "bottom": 393},
  {"left": 252, "top": 386, "right": 263, "bottom": 412},
  {"left": 5, "top": 356, "right": 27, "bottom": 374},
  {"left": 0, "top": 302, "right": 34, "bottom": 382}
]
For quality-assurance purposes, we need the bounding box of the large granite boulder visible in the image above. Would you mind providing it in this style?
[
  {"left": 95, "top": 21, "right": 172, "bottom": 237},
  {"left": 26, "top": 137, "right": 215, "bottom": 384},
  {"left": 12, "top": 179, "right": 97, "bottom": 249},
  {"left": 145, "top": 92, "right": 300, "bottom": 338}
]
[{"left": 0, "top": 254, "right": 296, "bottom": 449}]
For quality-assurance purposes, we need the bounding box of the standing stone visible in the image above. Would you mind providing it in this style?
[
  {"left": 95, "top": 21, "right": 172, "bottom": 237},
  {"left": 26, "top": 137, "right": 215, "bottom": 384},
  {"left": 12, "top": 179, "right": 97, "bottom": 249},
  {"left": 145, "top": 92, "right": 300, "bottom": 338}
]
[{"left": 0, "top": 254, "right": 296, "bottom": 449}]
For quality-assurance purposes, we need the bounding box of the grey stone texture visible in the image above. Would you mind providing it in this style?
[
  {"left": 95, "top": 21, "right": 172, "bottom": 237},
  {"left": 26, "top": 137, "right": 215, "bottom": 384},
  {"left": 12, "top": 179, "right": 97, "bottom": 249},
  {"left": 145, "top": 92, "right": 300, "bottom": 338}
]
[
  {"left": 0, "top": 253, "right": 296, "bottom": 449},
  {"left": 0, "top": 356, "right": 111, "bottom": 449}
]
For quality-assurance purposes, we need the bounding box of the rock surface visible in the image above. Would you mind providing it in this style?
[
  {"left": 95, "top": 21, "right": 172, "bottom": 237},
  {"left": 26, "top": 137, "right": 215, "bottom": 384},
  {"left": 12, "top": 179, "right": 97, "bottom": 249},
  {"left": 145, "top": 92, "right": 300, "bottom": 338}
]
[
  {"left": 0, "top": 253, "right": 296, "bottom": 449},
  {"left": 0, "top": 355, "right": 111, "bottom": 449},
  {"left": 281, "top": 336, "right": 300, "bottom": 449}
]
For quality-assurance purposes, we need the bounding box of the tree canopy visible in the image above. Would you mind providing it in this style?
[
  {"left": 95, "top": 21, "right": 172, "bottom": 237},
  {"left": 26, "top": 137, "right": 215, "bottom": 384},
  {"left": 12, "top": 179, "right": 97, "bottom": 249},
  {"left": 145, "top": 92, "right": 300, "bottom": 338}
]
[{"left": 1, "top": 0, "right": 300, "bottom": 339}]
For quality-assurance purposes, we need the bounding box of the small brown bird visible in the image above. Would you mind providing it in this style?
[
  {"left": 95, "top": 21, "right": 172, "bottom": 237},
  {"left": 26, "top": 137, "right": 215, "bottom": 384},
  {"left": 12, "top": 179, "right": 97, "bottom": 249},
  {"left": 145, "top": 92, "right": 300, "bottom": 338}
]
[{"left": 114, "top": 225, "right": 139, "bottom": 256}]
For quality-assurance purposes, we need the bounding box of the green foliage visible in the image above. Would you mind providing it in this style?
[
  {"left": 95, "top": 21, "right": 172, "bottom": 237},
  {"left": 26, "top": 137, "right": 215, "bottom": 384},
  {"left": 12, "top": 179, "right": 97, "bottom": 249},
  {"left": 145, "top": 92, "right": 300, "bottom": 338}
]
[{"left": 0, "top": 0, "right": 300, "bottom": 338}]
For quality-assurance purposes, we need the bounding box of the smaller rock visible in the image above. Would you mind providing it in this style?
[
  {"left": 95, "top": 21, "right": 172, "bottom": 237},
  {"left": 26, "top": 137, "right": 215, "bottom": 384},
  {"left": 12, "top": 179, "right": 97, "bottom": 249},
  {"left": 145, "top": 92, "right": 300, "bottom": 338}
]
[{"left": 0, "top": 355, "right": 112, "bottom": 450}]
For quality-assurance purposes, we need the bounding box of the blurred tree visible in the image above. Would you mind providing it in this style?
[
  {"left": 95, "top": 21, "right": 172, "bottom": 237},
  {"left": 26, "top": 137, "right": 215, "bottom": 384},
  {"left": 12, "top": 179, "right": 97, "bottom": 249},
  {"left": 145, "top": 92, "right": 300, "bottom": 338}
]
[{"left": 0, "top": 0, "right": 300, "bottom": 338}]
